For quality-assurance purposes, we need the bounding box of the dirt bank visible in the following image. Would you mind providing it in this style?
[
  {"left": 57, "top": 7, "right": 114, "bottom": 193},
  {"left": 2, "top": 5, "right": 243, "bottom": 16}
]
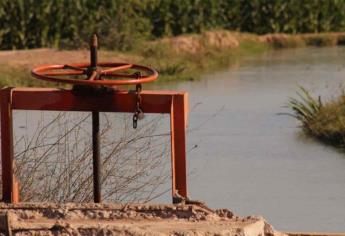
[
  {"left": 2, "top": 31, "right": 344, "bottom": 86},
  {"left": 259, "top": 32, "right": 345, "bottom": 48},
  {"left": 0, "top": 202, "right": 285, "bottom": 236},
  {"left": 0, "top": 48, "right": 136, "bottom": 68}
]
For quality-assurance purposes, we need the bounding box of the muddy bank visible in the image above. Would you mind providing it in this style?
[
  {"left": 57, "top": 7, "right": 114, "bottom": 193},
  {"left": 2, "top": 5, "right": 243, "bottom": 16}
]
[{"left": 0, "top": 202, "right": 285, "bottom": 236}]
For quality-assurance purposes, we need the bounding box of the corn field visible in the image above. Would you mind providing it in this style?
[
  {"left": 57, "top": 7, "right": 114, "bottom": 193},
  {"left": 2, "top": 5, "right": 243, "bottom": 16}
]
[{"left": 1, "top": 0, "right": 345, "bottom": 50}]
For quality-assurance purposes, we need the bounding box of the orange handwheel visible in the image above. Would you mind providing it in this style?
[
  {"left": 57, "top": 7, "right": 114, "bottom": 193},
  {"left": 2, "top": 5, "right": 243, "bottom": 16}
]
[
  {"left": 31, "top": 35, "right": 158, "bottom": 86},
  {"left": 31, "top": 63, "right": 158, "bottom": 86}
]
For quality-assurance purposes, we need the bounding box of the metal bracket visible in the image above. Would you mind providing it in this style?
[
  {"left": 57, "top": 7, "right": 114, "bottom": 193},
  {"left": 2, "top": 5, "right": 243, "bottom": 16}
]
[{"left": 0, "top": 88, "right": 189, "bottom": 203}]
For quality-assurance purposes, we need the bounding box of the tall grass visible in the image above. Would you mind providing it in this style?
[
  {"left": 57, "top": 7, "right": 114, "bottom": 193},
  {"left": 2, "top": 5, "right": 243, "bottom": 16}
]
[
  {"left": 287, "top": 87, "right": 345, "bottom": 147},
  {"left": 287, "top": 87, "right": 323, "bottom": 128}
]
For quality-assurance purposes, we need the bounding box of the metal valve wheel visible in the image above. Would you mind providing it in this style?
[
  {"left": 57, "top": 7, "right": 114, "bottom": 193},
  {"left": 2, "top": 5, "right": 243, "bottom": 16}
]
[
  {"left": 31, "top": 63, "right": 158, "bottom": 86},
  {"left": 31, "top": 34, "right": 158, "bottom": 86}
]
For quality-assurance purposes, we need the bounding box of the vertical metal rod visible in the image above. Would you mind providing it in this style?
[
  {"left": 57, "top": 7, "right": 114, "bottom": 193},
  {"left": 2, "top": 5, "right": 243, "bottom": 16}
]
[
  {"left": 92, "top": 111, "right": 101, "bottom": 203},
  {"left": 90, "top": 34, "right": 98, "bottom": 70},
  {"left": 90, "top": 34, "right": 101, "bottom": 203}
]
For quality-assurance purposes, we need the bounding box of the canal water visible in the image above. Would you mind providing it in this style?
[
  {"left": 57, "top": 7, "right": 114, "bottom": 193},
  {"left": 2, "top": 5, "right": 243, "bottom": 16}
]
[{"left": 153, "top": 47, "right": 345, "bottom": 232}]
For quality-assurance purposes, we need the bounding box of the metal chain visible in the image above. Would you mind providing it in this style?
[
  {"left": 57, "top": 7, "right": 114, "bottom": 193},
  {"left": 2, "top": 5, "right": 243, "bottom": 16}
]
[{"left": 133, "top": 72, "right": 144, "bottom": 129}]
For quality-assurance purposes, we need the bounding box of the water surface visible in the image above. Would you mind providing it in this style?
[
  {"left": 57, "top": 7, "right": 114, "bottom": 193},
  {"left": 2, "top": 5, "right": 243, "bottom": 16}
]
[{"left": 154, "top": 47, "right": 345, "bottom": 232}]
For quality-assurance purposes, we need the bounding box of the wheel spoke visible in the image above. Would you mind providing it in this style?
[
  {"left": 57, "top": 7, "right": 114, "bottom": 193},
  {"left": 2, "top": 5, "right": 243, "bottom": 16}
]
[
  {"left": 43, "top": 70, "right": 85, "bottom": 76},
  {"left": 64, "top": 64, "right": 87, "bottom": 71},
  {"left": 88, "top": 71, "right": 98, "bottom": 81},
  {"left": 101, "top": 64, "right": 132, "bottom": 75},
  {"left": 102, "top": 72, "right": 144, "bottom": 79}
]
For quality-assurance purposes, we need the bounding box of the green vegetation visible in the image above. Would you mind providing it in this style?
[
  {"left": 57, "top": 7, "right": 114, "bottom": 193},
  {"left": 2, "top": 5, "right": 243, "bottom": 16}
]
[
  {"left": 3, "top": 30, "right": 345, "bottom": 87},
  {"left": 3, "top": 0, "right": 345, "bottom": 50},
  {"left": 0, "top": 66, "right": 53, "bottom": 87},
  {"left": 2, "top": 1, "right": 345, "bottom": 87},
  {"left": 2, "top": 0, "right": 345, "bottom": 86},
  {"left": 139, "top": 33, "right": 268, "bottom": 82},
  {"left": 287, "top": 87, "right": 345, "bottom": 148}
]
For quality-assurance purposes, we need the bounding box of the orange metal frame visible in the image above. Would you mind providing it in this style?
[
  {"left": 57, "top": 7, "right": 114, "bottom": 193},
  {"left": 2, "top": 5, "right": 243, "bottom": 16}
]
[{"left": 0, "top": 87, "right": 189, "bottom": 203}]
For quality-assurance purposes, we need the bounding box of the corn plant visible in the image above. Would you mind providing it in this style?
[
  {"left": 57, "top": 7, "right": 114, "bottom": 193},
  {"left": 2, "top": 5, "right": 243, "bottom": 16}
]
[{"left": 2, "top": 0, "right": 345, "bottom": 50}]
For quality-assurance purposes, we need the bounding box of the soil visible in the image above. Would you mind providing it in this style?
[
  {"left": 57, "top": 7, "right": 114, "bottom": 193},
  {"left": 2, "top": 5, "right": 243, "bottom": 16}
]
[
  {"left": 0, "top": 48, "right": 137, "bottom": 68},
  {"left": 160, "top": 30, "right": 240, "bottom": 54},
  {"left": 0, "top": 202, "right": 286, "bottom": 236}
]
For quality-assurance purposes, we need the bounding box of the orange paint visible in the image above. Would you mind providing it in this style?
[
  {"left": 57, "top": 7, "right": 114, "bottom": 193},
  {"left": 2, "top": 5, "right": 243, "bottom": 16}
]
[{"left": 0, "top": 87, "right": 189, "bottom": 203}]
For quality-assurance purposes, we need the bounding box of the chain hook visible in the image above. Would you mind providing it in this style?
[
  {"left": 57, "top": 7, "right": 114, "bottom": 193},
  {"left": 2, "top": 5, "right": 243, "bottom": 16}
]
[{"left": 133, "top": 72, "right": 144, "bottom": 129}]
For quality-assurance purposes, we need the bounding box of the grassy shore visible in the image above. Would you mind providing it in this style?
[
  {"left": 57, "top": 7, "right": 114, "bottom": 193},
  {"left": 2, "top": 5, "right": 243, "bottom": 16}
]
[
  {"left": 3, "top": 31, "right": 345, "bottom": 88},
  {"left": 287, "top": 87, "right": 345, "bottom": 148},
  {"left": 284, "top": 33, "right": 345, "bottom": 149},
  {"left": 3, "top": 31, "right": 345, "bottom": 87},
  {"left": 0, "top": 31, "right": 269, "bottom": 87}
]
